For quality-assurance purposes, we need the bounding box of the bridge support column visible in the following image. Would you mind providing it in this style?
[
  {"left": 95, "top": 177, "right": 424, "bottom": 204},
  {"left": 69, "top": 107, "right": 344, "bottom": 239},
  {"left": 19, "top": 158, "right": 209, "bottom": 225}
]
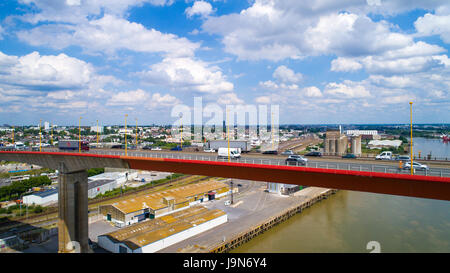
[{"left": 57, "top": 163, "right": 89, "bottom": 253}]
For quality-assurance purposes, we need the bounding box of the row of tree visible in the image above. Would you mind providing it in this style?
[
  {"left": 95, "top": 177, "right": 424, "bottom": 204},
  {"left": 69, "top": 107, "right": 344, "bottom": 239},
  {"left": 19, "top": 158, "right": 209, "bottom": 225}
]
[{"left": 0, "top": 176, "right": 52, "bottom": 201}]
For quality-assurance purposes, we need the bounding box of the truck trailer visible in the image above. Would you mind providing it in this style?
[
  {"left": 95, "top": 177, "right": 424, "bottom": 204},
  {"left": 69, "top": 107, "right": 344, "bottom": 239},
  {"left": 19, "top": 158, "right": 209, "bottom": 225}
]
[
  {"left": 206, "top": 140, "right": 250, "bottom": 153},
  {"left": 58, "top": 140, "right": 89, "bottom": 151}
]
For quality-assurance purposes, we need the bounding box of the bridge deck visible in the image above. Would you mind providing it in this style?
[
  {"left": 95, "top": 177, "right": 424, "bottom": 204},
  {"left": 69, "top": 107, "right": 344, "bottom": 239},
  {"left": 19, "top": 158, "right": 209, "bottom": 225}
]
[{"left": 1, "top": 151, "right": 449, "bottom": 201}]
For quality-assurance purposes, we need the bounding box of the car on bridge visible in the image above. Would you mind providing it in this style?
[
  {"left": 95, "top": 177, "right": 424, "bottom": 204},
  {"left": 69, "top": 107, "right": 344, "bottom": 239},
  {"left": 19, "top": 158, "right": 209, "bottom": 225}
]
[
  {"left": 151, "top": 147, "right": 162, "bottom": 151},
  {"left": 262, "top": 150, "right": 278, "bottom": 155},
  {"left": 281, "top": 150, "right": 294, "bottom": 155},
  {"left": 376, "top": 151, "right": 393, "bottom": 160},
  {"left": 170, "top": 146, "right": 182, "bottom": 151},
  {"left": 403, "top": 162, "right": 429, "bottom": 171},
  {"left": 285, "top": 155, "right": 308, "bottom": 166},
  {"left": 203, "top": 148, "right": 215, "bottom": 153},
  {"left": 305, "top": 151, "right": 322, "bottom": 157},
  {"left": 395, "top": 155, "right": 410, "bottom": 161},
  {"left": 342, "top": 153, "right": 357, "bottom": 159}
]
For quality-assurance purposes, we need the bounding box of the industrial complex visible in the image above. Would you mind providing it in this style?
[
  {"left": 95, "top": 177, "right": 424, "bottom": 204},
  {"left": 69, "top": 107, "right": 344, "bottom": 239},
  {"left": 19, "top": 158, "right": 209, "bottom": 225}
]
[
  {"left": 98, "top": 206, "right": 227, "bottom": 253},
  {"left": 99, "top": 180, "right": 234, "bottom": 227}
]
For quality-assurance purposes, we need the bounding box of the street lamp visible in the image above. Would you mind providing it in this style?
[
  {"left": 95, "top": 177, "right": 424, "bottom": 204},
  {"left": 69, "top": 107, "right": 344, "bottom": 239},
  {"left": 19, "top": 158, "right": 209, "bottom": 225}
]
[
  {"left": 79, "top": 117, "right": 82, "bottom": 153},
  {"left": 410, "top": 102, "right": 413, "bottom": 175},
  {"left": 97, "top": 120, "right": 99, "bottom": 146},
  {"left": 39, "top": 120, "right": 42, "bottom": 152},
  {"left": 135, "top": 118, "right": 138, "bottom": 147},
  {"left": 227, "top": 108, "right": 230, "bottom": 163},
  {"left": 50, "top": 123, "right": 53, "bottom": 146},
  {"left": 179, "top": 113, "right": 183, "bottom": 149},
  {"left": 125, "top": 114, "right": 128, "bottom": 156},
  {"left": 230, "top": 180, "right": 234, "bottom": 204}
]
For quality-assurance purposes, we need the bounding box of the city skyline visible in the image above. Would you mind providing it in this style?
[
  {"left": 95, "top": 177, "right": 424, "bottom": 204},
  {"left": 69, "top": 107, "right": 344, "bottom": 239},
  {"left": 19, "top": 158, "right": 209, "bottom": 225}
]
[{"left": 0, "top": 1, "right": 449, "bottom": 125}]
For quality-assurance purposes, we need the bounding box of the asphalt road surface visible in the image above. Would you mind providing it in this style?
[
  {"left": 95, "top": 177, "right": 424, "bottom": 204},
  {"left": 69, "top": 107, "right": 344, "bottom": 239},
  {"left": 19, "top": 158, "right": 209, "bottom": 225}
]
[{"left": 82, "top": 149, "right": 450, "bottom": 178}]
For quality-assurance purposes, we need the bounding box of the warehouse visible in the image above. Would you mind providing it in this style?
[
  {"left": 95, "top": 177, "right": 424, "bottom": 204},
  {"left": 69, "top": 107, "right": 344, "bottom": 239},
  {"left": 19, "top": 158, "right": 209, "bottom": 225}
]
[
  {"left": 88, "top": 179, "right": 117, "bottom": 199},
  {"left": 98, "top": 206, "right": 227, "bottom": 253},
  {"left": 22, "top": 188, "right": 58, "bottom": 206},
  {"left": 88, "top": 171, "right": 136, "bottom": 185},
  {"left": 99, "top": 180, "right": 234, "bottom": 227}
]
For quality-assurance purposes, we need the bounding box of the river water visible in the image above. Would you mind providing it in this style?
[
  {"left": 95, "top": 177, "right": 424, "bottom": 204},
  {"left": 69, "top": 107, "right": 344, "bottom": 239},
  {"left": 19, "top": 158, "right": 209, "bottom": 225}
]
[
  {"left": 232, "top": 138, "right": 450, "bottom": 253},
  {"left": 412, "top": 137, "right": 450, "bottom": 160}
]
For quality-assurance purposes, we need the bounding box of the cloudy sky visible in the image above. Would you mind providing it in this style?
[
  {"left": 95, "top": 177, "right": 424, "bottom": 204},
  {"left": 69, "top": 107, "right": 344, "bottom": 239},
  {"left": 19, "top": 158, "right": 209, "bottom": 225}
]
[{"left": 0, "top": 0, "right": 449, "bottom": 126}]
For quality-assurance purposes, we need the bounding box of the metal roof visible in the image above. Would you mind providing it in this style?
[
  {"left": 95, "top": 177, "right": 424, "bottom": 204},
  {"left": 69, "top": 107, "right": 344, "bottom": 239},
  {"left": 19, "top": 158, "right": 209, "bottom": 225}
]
[
  {"left": 109, "top": 180, "right": 229, "bottom": 214},
  {"left": 101, "top": 206, "right": 226, "bottom": 250},
  {"left": 28, "top": 188, "right": 58, "bottom": 198},
  {"left": 88, "top": 179, "right": 116, "bottom": 190}
]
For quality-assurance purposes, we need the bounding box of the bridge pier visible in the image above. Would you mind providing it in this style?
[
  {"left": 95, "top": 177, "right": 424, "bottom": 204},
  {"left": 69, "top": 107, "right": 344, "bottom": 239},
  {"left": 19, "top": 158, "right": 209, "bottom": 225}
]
[{"left": 57, "top": 163, "right": 89, "bottom": 253}]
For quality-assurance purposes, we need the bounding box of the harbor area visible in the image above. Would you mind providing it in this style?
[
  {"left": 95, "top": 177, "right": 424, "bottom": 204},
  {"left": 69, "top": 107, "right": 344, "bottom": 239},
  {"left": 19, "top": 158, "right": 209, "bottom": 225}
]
[{"left": 157, "top": 182, "right": 337, "bottom": 253}]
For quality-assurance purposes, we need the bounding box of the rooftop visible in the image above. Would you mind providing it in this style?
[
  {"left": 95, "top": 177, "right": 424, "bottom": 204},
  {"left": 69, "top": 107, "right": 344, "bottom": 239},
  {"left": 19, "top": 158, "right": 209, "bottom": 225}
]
[
  {"left": 101, "top": 206, "right": 226, "bottom": 250},
  {"left": 110, "top": 180, "right": 229, "bottom": 214},
  {"left": 88, "top": 179, "right": 116, "bottom": 190},
  {"left": 26, "top": 188, "right": 58, "bottom": 198}
]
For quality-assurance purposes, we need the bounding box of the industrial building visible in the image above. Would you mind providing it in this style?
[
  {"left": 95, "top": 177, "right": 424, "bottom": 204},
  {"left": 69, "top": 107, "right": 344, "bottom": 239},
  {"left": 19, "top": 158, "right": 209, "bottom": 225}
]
[
  {"left": 345, "top": 130, "right": 380, "bottom": 140},
  {"left": 324, "top": 129, "right": 362, "bottom": 156},
  {"left": 368, "top": 140, "right": 402, "bottom": 149},
  {"left": 324, "top": 130, "right": 348, "bottom": 156},
  {"left": 88, "top": 179, "right": 117, "bottom": 199},
  {"left": 267, "top": 182, "right": 301, "bottom": 195},
  {"left": 350, "top": 135, "right": 362, "bottom": 156},
  {"left": 99, "top": 180, "right": 235, "bottom": 227},
  {"left": 98, "top": 206, "right": 227, "bottom": 253},
  {"left": 22, "top": 188, "right": 58, "bottom": 206},
  {"left": 88, "top": 171, "right": 135, "bottom": 185}
]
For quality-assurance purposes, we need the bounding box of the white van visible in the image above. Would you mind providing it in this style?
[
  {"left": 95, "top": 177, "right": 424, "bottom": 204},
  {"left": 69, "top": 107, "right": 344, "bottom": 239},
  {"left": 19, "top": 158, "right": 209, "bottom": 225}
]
[
  {"left": 14, "top": 142, "right": 25, "bottom": 151},
  {"left": 218, "top": 147, "right": 241, "bottom": 159},
  {"left": 376, "top": 151, "right": 393, "bottom": 160}
]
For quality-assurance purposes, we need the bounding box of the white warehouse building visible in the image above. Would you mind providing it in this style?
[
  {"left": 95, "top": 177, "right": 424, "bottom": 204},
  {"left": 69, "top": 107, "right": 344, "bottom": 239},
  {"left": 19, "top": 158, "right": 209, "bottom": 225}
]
[
  {"left": 98, "top": 207, "right": 227, "bottom": 253},
  {"left": 88, "top": 179, "right": 117, "bottom": 199},
  {"left": 22, "top": 189, "right": 58, "bottom": 206}
]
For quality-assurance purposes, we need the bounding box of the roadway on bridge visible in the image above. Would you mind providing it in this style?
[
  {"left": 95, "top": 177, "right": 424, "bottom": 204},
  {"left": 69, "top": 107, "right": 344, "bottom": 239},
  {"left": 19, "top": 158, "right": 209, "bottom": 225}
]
[{"left": 82, "top": 149, "right": 450, "bottom": 178}]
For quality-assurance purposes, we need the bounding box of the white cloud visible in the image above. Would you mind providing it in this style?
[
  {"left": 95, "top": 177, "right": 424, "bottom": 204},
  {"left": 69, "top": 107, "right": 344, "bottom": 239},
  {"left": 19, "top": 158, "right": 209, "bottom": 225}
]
[
  {"left": 137, "top": 57, "right": 233, "bottom": 93},
  {"left": 331, "top": 57, "right": 363, "bottom": 72},
  {"left": 217, "top": 92, "right": 244, "bottom": 105},
  {"left": 17, "top": 0, "right": 175, "bottom": 24},
  {"left": 106, "top": 89, "right": 180, "bottom": 108},
  {"left": 0, "top": 51, "right": 93, "bottom": 90},
  {"left": 369, "top": 75, "right": 415, "bottom": 89},
  {"left": 272, "top": 65, "right": 303, "bottom": 83},
  {"left": 259, "top": 80, "right": 299, "bottom": 91},
  {"left": 325, "top": 82, "right": 371, "bottom": 98},
  {"left": 380, "top": 94, "right": 414, "bottom": 104},
  {"left": 202, "top": 1, "right": 415, "bottom": 61},
  {"left": 362, "top": 55, "right": 444, "bottom": 75},
  {"left": 107, "top": 89, "right": 151, "bottom": 106},
  {"left": 303, "top": 86, "right": 322, "bottom": 97},
  {"left": 186, "top": 1, "right": 214, "bottom": 18},
  {"left": 415, "top": 13, "right": 450, "bottom": 43},
  {"left": 151, "top": 93, "right": 180, "bottom": 106},
  {"left": 18, "top": 14, "right": 200, "bottom": 57},
  {"left": 255, "top": 96, "right": 271, "bottom": 104}
]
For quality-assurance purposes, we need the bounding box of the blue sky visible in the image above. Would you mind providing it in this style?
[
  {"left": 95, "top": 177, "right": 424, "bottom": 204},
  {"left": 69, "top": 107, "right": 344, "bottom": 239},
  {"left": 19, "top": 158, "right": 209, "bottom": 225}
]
[{"left": 0, "top": 0, "right": 449, "bottom": 126}]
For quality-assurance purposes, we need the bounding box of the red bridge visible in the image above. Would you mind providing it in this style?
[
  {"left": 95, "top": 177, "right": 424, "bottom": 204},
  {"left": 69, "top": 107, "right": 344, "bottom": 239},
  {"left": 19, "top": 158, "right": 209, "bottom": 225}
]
[{"left": 1, "top": 151, "right": 449, "bottom": 253}]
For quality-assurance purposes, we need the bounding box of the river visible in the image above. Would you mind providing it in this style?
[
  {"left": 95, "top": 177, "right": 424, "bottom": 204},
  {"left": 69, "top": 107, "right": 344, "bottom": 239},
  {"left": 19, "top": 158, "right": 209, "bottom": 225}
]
[
  {"left": 412, "top": 137, "right": 450, "bottom": 160},
  {"left": 232, "top": 138, "right": 450, "bottom": 253}
]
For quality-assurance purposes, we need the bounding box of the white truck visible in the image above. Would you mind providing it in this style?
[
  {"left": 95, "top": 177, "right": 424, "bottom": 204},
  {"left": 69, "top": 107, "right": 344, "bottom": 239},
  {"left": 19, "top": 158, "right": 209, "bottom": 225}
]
[
  {"left": 376, "top": 151, "right": 393, "bottom": 160},
  {"left": 218, "top": 147, "right": 241, "bottom": 159}
]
